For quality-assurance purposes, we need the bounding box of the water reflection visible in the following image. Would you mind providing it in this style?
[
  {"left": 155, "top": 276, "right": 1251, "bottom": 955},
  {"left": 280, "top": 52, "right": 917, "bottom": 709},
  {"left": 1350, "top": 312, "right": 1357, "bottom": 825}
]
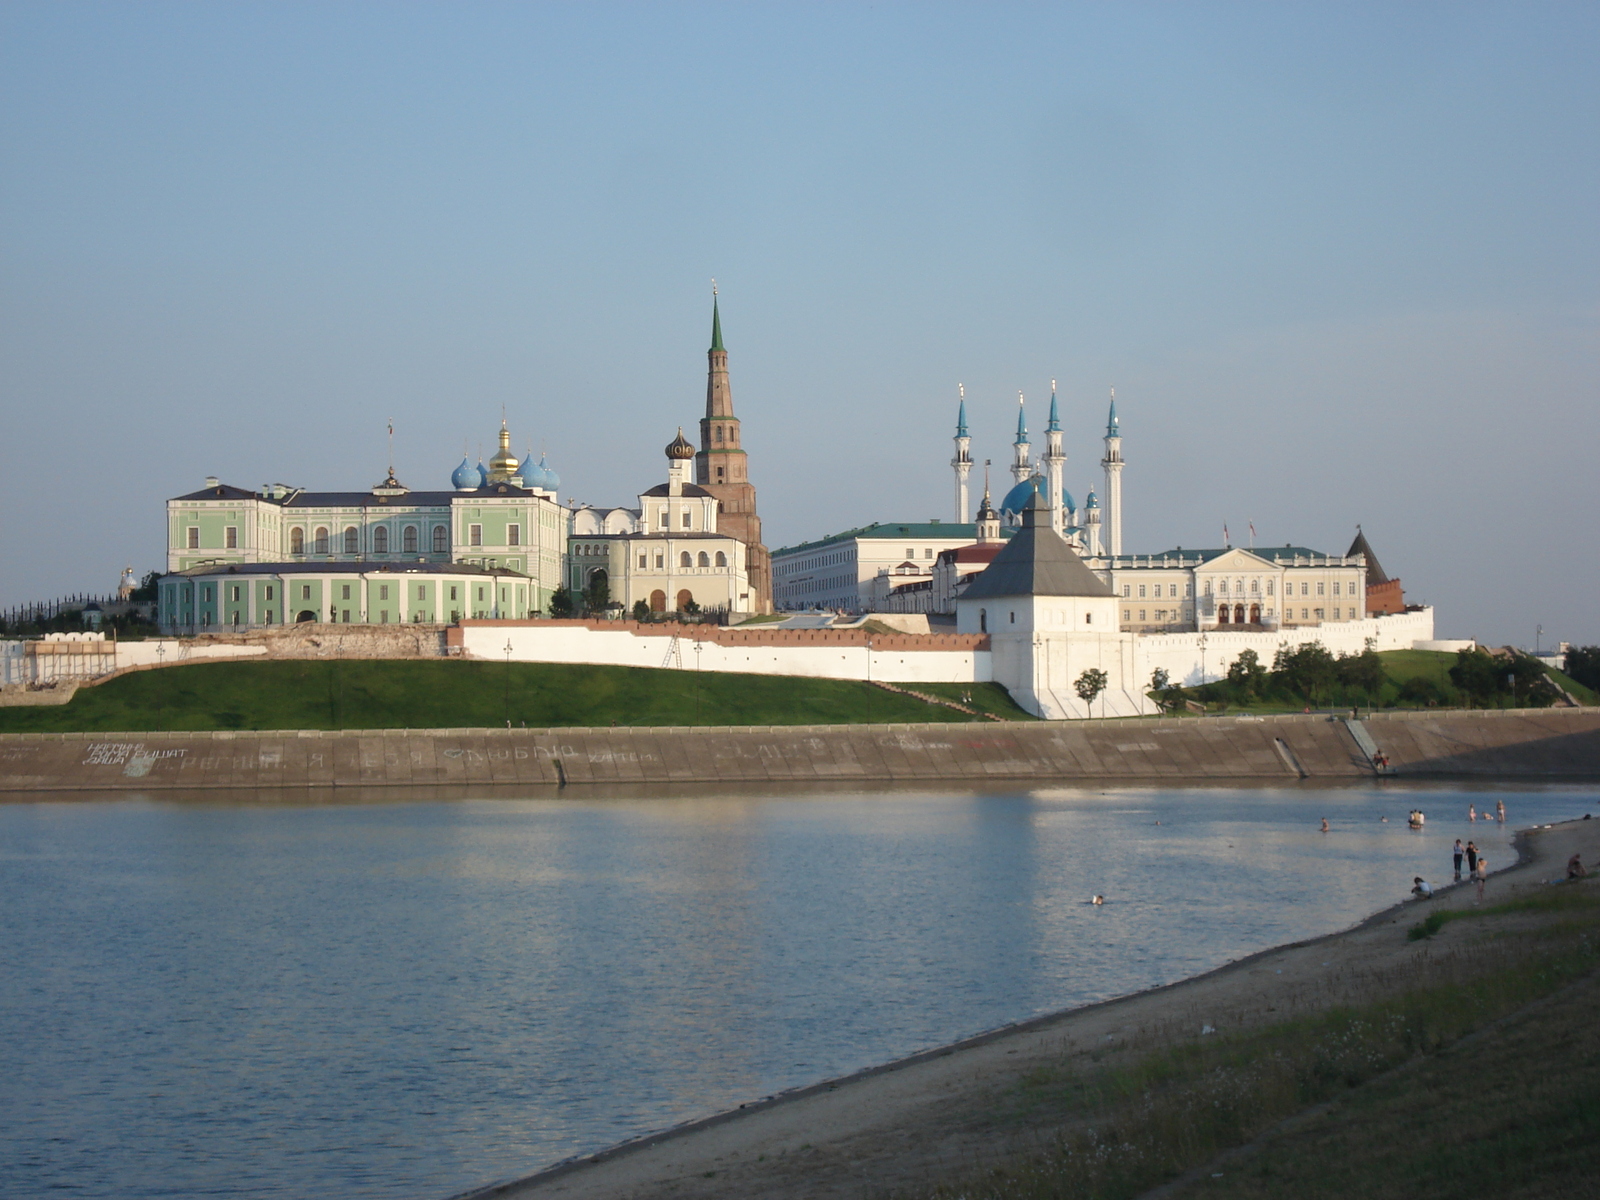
[{"left": 0, "top": 781, "right": 1594, "bottom": 1200}]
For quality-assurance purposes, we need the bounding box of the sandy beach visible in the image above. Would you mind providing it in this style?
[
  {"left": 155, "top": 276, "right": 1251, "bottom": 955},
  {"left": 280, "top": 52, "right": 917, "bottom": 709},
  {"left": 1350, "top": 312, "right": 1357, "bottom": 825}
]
[{"left": 464, "top": 812, "right": 1600, "bottom": 1200}]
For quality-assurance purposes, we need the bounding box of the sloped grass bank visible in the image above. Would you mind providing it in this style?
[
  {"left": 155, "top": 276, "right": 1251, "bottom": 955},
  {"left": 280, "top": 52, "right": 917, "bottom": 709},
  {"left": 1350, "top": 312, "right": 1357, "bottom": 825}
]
[
  {"left": 903, "top": 885, "right": 1600, "bottom": 1200},
  {"left": 0, "top": 659, "right": 1015, "bottom": 732}
]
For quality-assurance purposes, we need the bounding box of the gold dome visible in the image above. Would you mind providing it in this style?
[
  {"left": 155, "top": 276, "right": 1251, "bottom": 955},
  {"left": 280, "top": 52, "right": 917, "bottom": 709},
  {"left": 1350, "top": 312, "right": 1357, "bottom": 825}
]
[
  {"left": 487, "top": 422, "right": 520, "bottom": 481},
  {"left": 665, "top": 427, "right": 696, "bottom": 460}
]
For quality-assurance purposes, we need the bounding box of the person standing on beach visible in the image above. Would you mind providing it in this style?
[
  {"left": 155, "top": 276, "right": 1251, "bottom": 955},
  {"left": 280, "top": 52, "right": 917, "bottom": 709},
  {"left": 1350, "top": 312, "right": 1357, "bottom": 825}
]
[
  {"left": 1474, "top": 855, "right": 1488, "bottom": 901},
  {"left": 1468, "top": 803, "right": 1476, "bottom": 822},
  {"left": 1454, "top": 838, "right": 1465, "bottom": 880},
  {"left": 1466, "top": 841, "right": 1479, "bottom": 874},
  {"left": 1497, "top": 799, "right": 1506, "bottom": 823}
]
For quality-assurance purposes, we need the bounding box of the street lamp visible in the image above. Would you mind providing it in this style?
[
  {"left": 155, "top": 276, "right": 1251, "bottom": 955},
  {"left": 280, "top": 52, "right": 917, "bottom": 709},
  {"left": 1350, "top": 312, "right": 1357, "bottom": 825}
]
[
  {"left": 694, "top": 638, "right": 703, "bottom": 724},
  {"left": 1197, "top": 633, "right": 1208, "bottom": 688},
  {"left": 504, "top": 638, "right": 514, "bottom": 727},
  {"left": 155, "top": 642, "right": 165, "bottom": 731}
]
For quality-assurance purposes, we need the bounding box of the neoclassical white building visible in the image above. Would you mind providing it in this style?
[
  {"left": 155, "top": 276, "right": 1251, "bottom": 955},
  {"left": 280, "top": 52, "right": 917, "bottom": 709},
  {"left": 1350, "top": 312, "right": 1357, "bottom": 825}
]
[{"left": 566, "top": 430, "right": 755, "bottom": 616}]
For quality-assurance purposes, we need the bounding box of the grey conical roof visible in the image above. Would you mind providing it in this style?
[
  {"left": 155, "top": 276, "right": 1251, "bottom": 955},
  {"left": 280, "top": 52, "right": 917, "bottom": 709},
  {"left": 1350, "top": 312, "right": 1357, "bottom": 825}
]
[
  {"left": 962, "top": 489, "right": 1114, "bottom": 600},
  {"left": 1346, "top": 529, "right": 1389, "bottom": 583}
]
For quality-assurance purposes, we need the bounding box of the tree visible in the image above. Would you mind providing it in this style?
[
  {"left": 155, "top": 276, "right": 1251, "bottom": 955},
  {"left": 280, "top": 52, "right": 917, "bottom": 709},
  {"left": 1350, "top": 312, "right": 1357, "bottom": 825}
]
[
  {"left": 582, "top": 575, "right": 610, "bottom": 615},
  {"left": 130, "top": 571, "right": 160, "bottom": 602},
  {"left": 1448, "top": 649, "right": 1503, "bottom": 704},
  {"left": 1337, "top": 648, "right": 1386, "bottom": 697},
  {"left": 1149, "top": 667, "right": 1170, "bottom": 693},
  {"left": 1564, "top": 646, "right": 1600, "bottom": 693},
  {"left": 631, "top": 599, "right": 652, "bottom": 622},
  {"left": 1225, "top": 649, "right": 1267, "bottom": 698},
  {"left": 1075, "top": 667, "right": 1109, "bottom": 716},
  {"left": 1273, "top": 643, "right": 1337, "bottom": 705},
  {"left": 548, "top": 586, "right": 574, "bottom": 618},
  {"left": 682, "top": 597, "right": 701, "bottom": 617}
]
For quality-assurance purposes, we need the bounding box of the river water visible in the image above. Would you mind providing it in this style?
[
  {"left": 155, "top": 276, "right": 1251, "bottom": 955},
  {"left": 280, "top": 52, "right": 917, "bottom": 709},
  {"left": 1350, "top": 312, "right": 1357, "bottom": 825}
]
[{"left": 1, "top": 781, "right": 1595, "bottom": 1199}]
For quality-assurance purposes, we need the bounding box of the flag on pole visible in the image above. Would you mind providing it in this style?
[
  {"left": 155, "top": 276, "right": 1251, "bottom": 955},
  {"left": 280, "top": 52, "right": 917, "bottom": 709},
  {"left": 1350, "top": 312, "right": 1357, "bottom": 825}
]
[
  {"left": 1223, "top": 523, "right": 1230, "bottom": 546},
  {"left": 1249, "top": 521, "right": 1257, "bottom": 545}
]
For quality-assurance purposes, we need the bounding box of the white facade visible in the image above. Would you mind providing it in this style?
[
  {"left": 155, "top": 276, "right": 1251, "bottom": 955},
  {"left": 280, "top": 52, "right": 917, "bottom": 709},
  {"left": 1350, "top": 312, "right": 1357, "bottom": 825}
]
[{"left": 772, "top": 523, "right": 1002, "bottom": 612}]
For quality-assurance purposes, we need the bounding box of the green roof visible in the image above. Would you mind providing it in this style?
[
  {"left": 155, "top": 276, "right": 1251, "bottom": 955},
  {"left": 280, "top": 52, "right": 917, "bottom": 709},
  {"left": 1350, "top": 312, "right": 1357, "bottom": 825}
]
[{"left": 710, "top": 297, "right": 724, "bottom": 353}]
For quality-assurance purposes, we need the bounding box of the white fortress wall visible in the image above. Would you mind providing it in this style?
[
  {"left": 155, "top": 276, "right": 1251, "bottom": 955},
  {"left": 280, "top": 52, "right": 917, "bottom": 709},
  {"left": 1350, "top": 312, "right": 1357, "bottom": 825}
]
[
  {"left": 460, "top": 623, "right": 990, "bottom": 685},
  {"left": 1133, "top": 608, "right": 1436, "bottom": 693}
]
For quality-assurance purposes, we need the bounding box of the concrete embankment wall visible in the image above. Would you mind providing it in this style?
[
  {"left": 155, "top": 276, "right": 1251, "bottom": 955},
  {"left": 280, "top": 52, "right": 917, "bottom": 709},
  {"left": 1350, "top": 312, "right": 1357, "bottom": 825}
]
[{"left": 1, "top": 709, "right": 1595, "bottom": 793}]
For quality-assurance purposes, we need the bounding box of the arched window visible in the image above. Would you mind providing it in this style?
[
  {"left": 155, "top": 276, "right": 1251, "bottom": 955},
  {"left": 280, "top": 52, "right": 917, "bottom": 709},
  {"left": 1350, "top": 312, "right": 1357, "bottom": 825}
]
[
  {"left": 714, "top": 425, "right": 723, "bottom": 443},
  {"left": 290, "top": 527, "right": 305, "bottom": 554},
  {"left": 403, "top": 526, "right": 418, "bottom": 553},
  {"left": 314, "top": 527, "right": 329, "bottom": 555},
  {"left": 344, "top": 526, "right": 359, "bottom": 554},
  {"left": 373, "top": 526, "right": 389, "bottom": 554},
  {"left": 649, "top": 590, "right": 666, "bottom": 612},
  {"left": 697, "top": 551, "right": 710, "bottom": 567},
  {"left": 432, "top": 526, "right": 447, "bottom": 553},
  {"left": 1218, "top": 579, "right": 1228, "bottom": 595},
  {"left": 714, "top": 551, "right": 727, "bottom": 567},
  {"left": 1235, "top": 603, "right": 1246, "bottom": 623},
  {"left": 679, "top": 551, "right": 691, "bottom": 568},
  {"left": 1250, "top": 578, "right": 1260, "bottom": 594},
  {"left": 676, "top": 589, "right": 693, "bottom": 611},
  {"left": 1219, "top": 606, "right": 1230, "bottom": 624}
]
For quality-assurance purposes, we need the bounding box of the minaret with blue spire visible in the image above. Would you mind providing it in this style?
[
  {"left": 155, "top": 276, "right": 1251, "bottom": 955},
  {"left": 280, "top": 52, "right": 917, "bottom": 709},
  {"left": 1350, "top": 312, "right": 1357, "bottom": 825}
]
[
  {"left": 1043, "top": 379, "right": 1068, "bottom": 536},
  {"left": 1100, "top": 388, "right": 1124, "bottom": 556},
  {"left": 1084, "top": 487, "right": 1103, "bottom": 557},
  {"left": 1010, "top": 392, "right": 1032, "bottom": 486},
  {"left": 951, "top": 384, "right": 972, "bottom": 523}
]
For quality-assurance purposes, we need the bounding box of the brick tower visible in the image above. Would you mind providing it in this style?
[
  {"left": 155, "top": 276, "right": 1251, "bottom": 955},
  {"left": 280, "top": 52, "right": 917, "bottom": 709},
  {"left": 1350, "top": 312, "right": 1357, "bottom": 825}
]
[{"left": 696, "top": 293, "right": 771, "bottom": 611}]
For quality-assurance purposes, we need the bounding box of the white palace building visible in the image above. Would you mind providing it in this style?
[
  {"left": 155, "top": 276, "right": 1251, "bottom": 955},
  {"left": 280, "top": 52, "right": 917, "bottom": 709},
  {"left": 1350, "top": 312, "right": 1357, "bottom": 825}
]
[{"left": 775, "top": 387, "right": 1376, "bottom": 635}]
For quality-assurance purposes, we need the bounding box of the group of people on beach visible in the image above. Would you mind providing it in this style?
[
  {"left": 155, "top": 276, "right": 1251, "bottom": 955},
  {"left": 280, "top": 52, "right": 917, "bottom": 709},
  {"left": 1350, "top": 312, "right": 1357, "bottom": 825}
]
[
  {"left": 1467, "top": 799, "right": 1507, "bottom": 824},
  {"left": 1451, "top": 838, "right": 1489, "bottom": 899}
]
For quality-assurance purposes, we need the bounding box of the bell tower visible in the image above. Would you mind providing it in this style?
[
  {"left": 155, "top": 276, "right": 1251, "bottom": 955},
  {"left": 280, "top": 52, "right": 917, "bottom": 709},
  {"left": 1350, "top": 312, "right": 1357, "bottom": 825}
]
[{"left": 695, "top": 288, "right": 771, "bottom": 611}]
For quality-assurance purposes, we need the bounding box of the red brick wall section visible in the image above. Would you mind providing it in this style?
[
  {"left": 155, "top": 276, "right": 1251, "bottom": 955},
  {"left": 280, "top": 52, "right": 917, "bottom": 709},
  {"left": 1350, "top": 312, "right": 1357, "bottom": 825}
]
[
  {"left": 458, "top": 618, "right": 990, "bottom": 652},
  {"left": 1366, "top": 578, "right": 1404, "bottom": 616}
]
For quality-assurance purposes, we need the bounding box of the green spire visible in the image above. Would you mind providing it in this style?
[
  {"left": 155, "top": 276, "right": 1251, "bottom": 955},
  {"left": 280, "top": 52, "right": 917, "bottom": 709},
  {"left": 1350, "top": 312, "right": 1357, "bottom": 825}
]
[{"left": 710, "top": 295, "right": 725, "bottom": 353}]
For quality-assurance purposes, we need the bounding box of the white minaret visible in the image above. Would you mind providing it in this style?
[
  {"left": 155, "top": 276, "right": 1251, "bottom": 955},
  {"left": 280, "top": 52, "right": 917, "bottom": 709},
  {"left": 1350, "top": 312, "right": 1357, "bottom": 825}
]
[
  {"left": 1084, "top": 487, "right": 1103, "bottom": 557},
  {"left": 951, "top": 384, "right": 972, "bottom": 523},
  {"left": 1100, "top": 389, "right": 1124, "bottom": 557},
  {"left": 1010, "top": 392, "right": 1032, "bottom": 485},
  {"left": 1043, "top": 379, "right": 1067, "bottom": 535}
]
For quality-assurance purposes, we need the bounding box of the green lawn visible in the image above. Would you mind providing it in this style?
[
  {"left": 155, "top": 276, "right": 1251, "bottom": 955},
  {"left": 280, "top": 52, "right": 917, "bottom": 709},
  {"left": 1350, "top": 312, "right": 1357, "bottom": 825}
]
[
  {"left": 0, "top": 659, "right": 1013, "bottom": 733},
  {"left": 1188, "top": 649, "right": 1596, "bottom": 714}
]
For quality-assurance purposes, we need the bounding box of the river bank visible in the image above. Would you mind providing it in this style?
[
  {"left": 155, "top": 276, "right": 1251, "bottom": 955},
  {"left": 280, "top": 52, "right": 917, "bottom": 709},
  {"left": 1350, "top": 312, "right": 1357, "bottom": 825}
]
[
  {"left": 466, "top": 813, "right": 1600, "bottom": 1200},
  {"left": 2, "top": 708, "right": 1596, "bottom": 793}
]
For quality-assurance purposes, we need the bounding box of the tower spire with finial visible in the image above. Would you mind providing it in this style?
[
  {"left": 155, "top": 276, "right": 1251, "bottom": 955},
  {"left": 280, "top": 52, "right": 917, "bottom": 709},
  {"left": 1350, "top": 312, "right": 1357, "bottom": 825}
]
[{"left": 952, "top": 382, "right": 972, "bottom": 522}]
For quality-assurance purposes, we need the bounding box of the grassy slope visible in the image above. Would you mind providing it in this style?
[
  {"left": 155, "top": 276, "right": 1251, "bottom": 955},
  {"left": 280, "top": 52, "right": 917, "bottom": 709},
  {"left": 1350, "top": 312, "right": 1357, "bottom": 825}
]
[
  {"left": 0, "top": 659, "right": 1027, "bottom": 732},
  {"left": 1190, "top": 649, "right": 1597, "bottom": 713},
  {"left": 907, "top": 885, "right": 1600, "bottom": 1200}
]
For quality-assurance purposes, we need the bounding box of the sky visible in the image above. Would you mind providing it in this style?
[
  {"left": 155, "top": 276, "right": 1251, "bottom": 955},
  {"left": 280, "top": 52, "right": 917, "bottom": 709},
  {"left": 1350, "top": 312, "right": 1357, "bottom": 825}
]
[{"left": 1, "top": 2, "right": 1595, "bottom": 647}]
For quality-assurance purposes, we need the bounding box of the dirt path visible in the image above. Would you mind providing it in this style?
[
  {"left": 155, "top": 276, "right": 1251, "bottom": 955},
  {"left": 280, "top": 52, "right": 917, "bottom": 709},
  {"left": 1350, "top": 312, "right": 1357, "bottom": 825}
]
[{"left": 463, "top": 817, "right": 1600, "bottom": 1200}]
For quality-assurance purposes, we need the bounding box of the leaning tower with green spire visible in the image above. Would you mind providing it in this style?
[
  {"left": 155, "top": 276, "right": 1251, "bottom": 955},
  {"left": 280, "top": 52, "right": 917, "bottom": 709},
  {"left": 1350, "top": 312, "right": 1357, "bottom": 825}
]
[{"left": 696, "top": 292, "right": 771, "bottom": 611}]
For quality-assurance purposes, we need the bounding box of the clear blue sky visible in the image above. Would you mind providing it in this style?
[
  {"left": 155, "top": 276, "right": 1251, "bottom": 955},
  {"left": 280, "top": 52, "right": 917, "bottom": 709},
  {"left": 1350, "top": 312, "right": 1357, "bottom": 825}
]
[{"left": 2, "top": 2, "right": 1595, "bottom": 646}]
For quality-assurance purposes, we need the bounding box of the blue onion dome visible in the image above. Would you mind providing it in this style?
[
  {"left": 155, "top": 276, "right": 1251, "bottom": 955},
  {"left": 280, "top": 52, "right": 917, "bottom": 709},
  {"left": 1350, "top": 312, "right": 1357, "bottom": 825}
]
[
  {"left": 451, "top": 456, "right": 480, "bottom": 490},
  {"left": 537, "top": 453, "right": 559, "bottom": 492},
  {"left": 1000, "top": 476, "right": 1043, "bottom": 517},
  {"left": 1085, "top": 488, "right": 1099, "bottom": 509},
  {"left": 475, "top": 460, "right": 490, "bottom": 486},
  {"left": 1062, "top": 488, "right": 1077, "bottom": 513}
]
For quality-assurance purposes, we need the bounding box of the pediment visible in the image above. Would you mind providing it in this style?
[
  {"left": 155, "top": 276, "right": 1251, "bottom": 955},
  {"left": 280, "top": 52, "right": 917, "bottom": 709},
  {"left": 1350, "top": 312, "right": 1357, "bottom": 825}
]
[{"left": 1197, "top": 547, "right": 1277, "bottom": 572}]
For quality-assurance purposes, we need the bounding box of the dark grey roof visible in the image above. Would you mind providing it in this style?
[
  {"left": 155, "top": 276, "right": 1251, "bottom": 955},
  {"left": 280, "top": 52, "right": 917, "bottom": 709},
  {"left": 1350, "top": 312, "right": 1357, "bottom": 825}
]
[
  {"left": 961, "top": 492, "right": 1114, "bottom": 600},
  {"left": 283, "top": 490, "right": 465, "bottom": 507},
  {"left": 1346, "top": 530, "right": 1389, "bottom": 582},
  {"left": 164, "top": 561, "right": 527, "bottom": 579},
  {"left": 640, "top": 483, "right": 714, "bottom": 499},
  {"left": 172, "top": 484, "right": 261, "bottom": 501}
]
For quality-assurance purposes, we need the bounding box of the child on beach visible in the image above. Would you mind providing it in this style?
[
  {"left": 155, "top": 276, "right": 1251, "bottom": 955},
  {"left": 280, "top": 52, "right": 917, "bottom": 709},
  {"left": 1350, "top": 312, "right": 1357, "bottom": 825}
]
[
  {"left": 1411, "top": 877, "right": 1432, "bottom": 899},
  {"left": 1474, "top": 856, "right": 1488, "bottom": 901}
]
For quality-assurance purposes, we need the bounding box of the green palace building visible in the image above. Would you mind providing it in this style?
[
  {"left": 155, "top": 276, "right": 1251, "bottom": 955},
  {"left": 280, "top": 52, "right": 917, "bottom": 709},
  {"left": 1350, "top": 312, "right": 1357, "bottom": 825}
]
[{"left": 159, "top": 421, "right": 566, "bottom": 630}]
